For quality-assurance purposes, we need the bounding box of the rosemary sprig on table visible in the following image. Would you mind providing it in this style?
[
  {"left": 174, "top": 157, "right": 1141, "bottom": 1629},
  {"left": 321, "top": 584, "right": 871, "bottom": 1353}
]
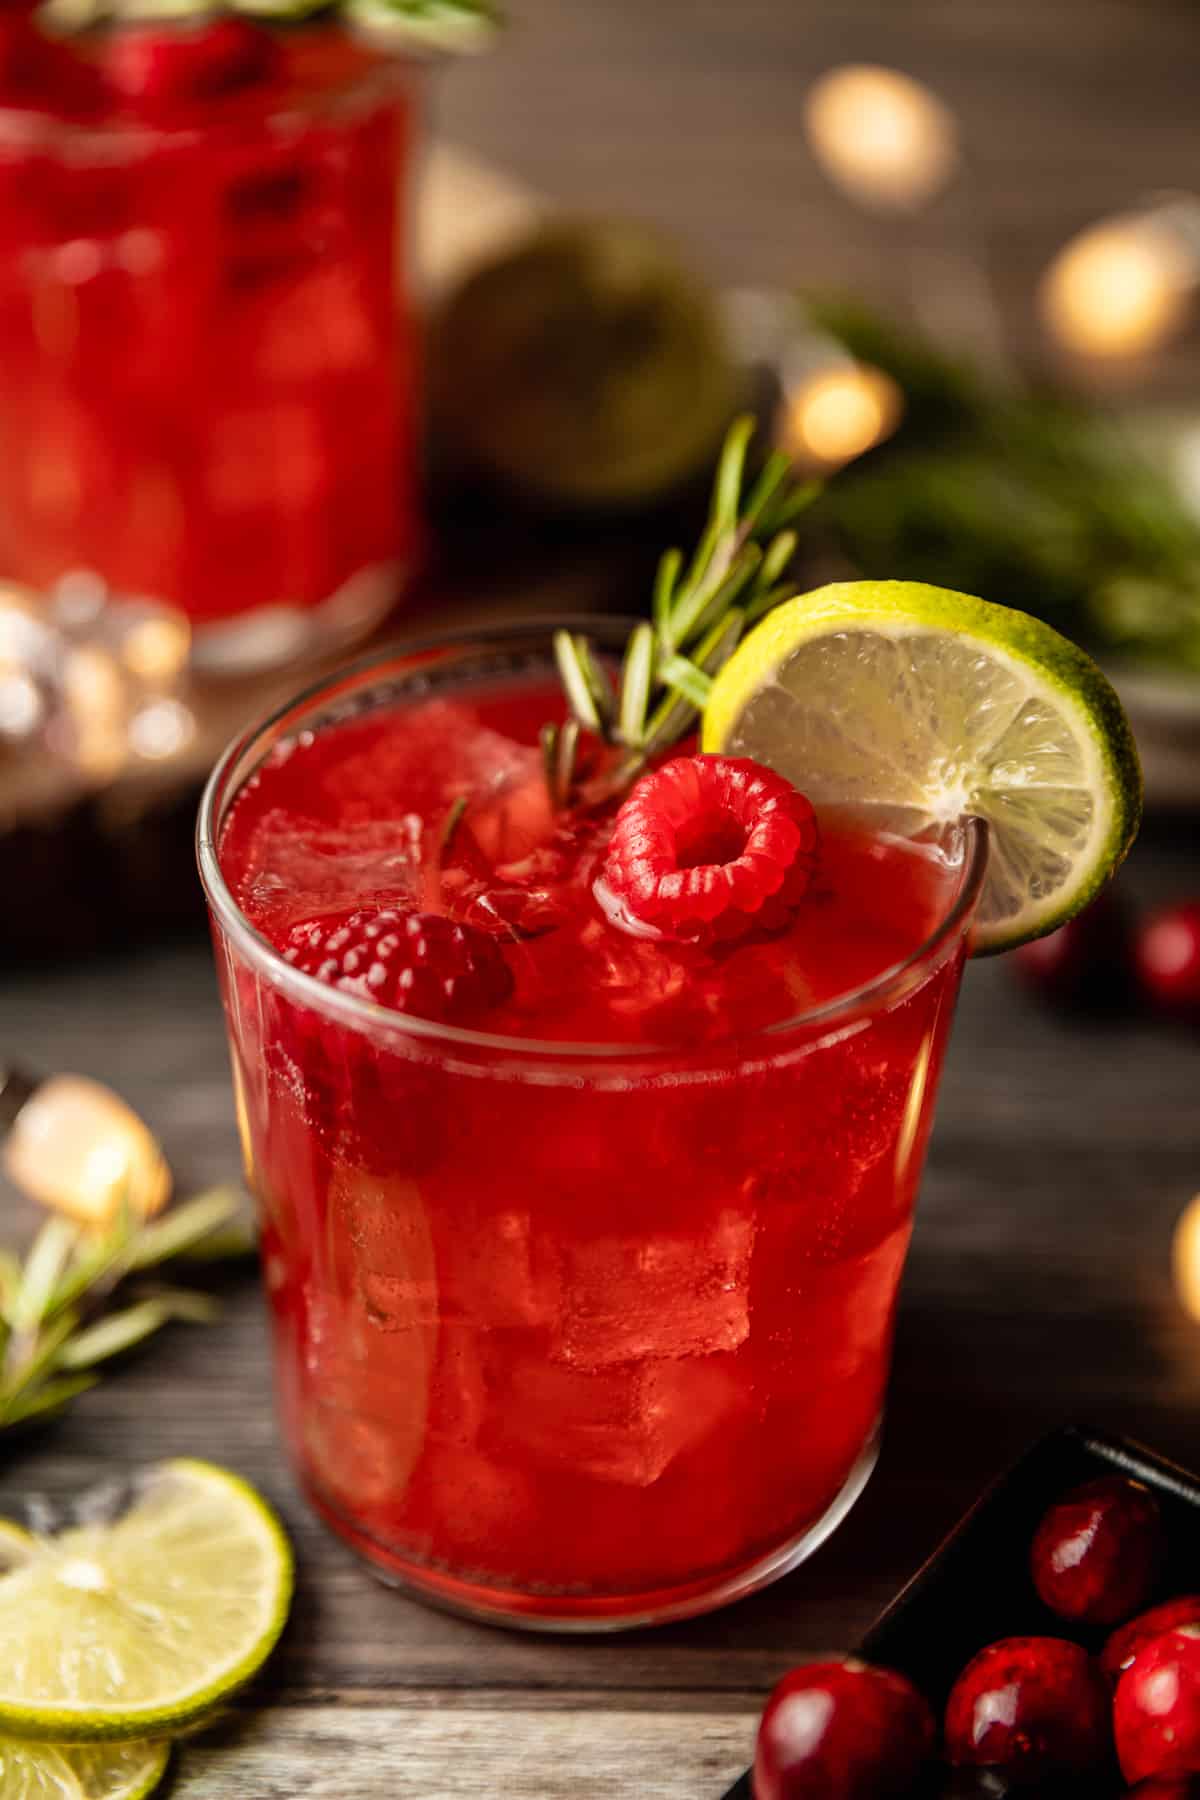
[
  {"left": 544, "top": 415, "right": 819, "bottom": 807},
  {"left": 0, "top": 1187, "right": 255, "bottom": 1436}
]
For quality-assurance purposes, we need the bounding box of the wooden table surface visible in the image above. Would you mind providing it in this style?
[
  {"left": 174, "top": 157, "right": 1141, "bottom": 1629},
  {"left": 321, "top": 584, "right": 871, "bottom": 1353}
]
[
  {"left": 0, "top": 816, "right": 1197, "bottom": 1798},
  {"left": 4, "top": 4, "right": 1200, "bottom": 1794}
]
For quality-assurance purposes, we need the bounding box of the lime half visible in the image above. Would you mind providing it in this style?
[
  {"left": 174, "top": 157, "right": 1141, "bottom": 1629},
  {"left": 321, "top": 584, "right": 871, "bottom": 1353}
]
[
  {"left": 0, "top": 1739, "right": 168, "bottom": 1800},
  {"left": 0, "top": 1460, "right": 292, "bottom": 1743},
  {"left": 703, "top": 580, "right": 1142, "bottom": 952}
]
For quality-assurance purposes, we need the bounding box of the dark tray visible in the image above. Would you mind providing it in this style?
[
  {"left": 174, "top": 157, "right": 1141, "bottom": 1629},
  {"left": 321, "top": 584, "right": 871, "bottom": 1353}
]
[{"left": 721, "top": 1425, "right": 1200, "bottom": 1798}]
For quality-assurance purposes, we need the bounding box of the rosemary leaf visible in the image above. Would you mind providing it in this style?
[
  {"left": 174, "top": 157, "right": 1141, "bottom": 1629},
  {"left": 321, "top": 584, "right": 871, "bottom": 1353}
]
[
  {"left": 555, "top": 718, "right": 580, "bottom": 807},
  {"left": 695, "top": 605, "right": 747, "bottom": 677},
  {"left": 540, "top": 722, "right": 562, "bottom": 809},
  {"left": 438, "top": 795, "right": 469, "bottom": 856},
  {"left": 11, "top": 1219, "right": 79, "bottom": 1335},
  {"left": 657, "top": 652, "right": 714, "bottom": 712},
  {"left": 553, "top": 630, "right": 605, "bottom": 735},
  {"left": 0, "top": 1251, "right": 22, "bottom": 1323},
  {"left": 574, "top": 637, "right": 616, "bottom": 735},
  {"left": 641, "top": 689, "right": 700, "bottom": 759},
  {"left": 618, "top": 623, "right": 655, "bottom": 748},
  {"left": 0, "top": 1374, "right": 99, "bottom": 1429},
  {"left": 712, "top": 413, "right": 756, "bottom": 535},
  {"left": 47, "top": 1217, "right": 137, "bottom": 1320},
  {"left": 124, "top": 1187, "right": 242, "bottom": 1272},
  {"left": 176, "top": 1221, "right": 258, "bottom": 1264},
  {"left": 739, "top": 449, "right": 793, "bottom": 537},
  {"left": 652, "top": 548, "right": 683, "bottom": 641},
  {"left": 138, "top": 1286, "right": 222, "bottom": 1324},
  {"left": 3, "top": 1309, "right": 80, "bottom": 1401},
  {"left": 752, "top": 530, "right": 799, "bottom": 598},
  {"left": 680, "top": 542, "right": 762, "bottom": 649},
  {"left": 56, "top": 1300, "right": 171, "bottom": 1372}
]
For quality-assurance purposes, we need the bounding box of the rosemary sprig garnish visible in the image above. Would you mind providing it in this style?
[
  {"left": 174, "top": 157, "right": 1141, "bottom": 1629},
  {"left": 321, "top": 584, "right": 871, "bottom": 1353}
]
[
  {"left": 549, "top": 415, "right": 819, "bottom": 806},
  {"left": 0, "top": 1187, "right": 255, "bottom": 1436}
]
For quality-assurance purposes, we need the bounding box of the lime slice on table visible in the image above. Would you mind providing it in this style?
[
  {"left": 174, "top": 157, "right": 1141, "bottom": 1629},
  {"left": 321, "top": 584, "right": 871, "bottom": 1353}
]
[
  {"left": 702, "top": 580, "right": 1142, "bottom": 953},
  {"left": 0, "top": 1460, "right": 292, "bottom": 1743},
  {"left": 0, "top": 1739, "right": 168, "bottom": 1800}
]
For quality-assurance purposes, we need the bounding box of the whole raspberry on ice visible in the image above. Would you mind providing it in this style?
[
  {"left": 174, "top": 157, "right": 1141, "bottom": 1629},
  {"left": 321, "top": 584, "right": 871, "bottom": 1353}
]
[
  {"left": 596, "top": 754, "right": 819, "bottom": 944},
  {"left": 284, "top": 906, "right": 513, "bottom": 1024}
]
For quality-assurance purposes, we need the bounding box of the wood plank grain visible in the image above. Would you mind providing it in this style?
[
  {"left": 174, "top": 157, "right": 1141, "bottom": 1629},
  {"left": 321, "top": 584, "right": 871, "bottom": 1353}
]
[{"left": 176, "top": 1706, "right": 756, "bottom": 1799}]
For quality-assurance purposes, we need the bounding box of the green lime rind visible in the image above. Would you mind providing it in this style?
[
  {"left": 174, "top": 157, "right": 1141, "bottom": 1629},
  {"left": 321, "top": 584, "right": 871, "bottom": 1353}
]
[
  {"left": 0, "top": 1459, "right": 293, "bottom": 1745},
  {"left": 342, "top": 0, "right": 500, "bottom": 51},
  {"left": 0, "top": 1523, "right": 35, "bottom": 1574},
  {"left": 0, "top": 1737, "right": 170, "bottom": 1800},
  {"left": 703, "top": 579, "right": 1142, "bottom": 954}
]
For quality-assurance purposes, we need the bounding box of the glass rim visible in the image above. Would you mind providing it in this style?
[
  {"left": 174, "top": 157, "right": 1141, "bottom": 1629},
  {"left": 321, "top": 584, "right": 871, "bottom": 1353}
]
[
  {"left": 196, "top": 616, "right": 990, "bottom": 1066},
  {"left": 0, "top": 55, "right": 408, "bottom": 153}
]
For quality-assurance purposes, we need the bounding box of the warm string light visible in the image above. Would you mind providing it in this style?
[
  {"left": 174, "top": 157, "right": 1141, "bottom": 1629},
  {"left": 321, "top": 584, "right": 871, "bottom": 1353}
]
[
  {"left": 804, "top": 64, "right": 959, "bottom": 212},
  {"left": 1173, "top": 1194, "right": 1200, "bottom": 1324},
  {"left": 779, "top": 362, "right": 904, "bottom": 470},
  {"left": 1041, "top": 212, "right": 1198, "bottom": 359}
]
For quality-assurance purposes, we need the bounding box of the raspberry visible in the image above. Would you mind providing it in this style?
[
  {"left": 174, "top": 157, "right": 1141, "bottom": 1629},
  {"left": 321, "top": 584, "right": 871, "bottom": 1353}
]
[
  {"left": 105, "top": 18, "right": 280, "bottom": 113},
  {"left": 597, "top": 755, "right": 819, "bottom": 943},
  {"left": 283, "top": 907, "right": 514, "bottom": 1024}
]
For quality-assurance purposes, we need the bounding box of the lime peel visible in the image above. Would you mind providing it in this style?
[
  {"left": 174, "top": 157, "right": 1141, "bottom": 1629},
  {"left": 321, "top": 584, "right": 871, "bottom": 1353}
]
[
  {"left": 703, "top": 580, "right": 1142, "bottom": 953},
  {"left": 0, "top": 1737, "right": 169, "bottom": 1800},
  {"left": 0, "top": 1459, "right": 293, "bottom": 1744}
]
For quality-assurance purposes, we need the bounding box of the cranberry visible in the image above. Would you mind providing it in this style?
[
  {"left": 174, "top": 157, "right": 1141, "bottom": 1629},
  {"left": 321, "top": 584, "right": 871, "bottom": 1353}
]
[
  {"left": 943, "top": 1637, "right": 1110, "bottom": 1780},
  {"left": 1116, "top": 1625, "right": 1200, "bottom": 1783},
  {"left": 1013, "top": 886, "right": 1133, "bottom": 1013},
  {"left": 1030, "top": 1475, "right": 1163, "bottom": 1625},
  {"left": 1135, "top": 901, "right": 1200, "bottom": 1023},
  {"left": 753, "top": 1658, "right": 934, "bottom": 1799},
  {"left": 1105, "top": 1599, "right": 1200, "bottom": 1685},
  {"left": 1126, "top": 1779, "right": 1200, "bottom": 1798}
]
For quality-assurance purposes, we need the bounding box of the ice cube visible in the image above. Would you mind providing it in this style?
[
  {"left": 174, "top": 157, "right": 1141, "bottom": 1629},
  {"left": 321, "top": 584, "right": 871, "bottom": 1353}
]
[
  {"left": 437, "top": 1203, "right": 562, "bottom": 1331},
  {"left": 240, "top": 806, "right": 422, "bottom": 931},
  {"left": 303, "top": 1394, "right": 426, "bottom": 1510},
  {"left": 336, "top": 1169, "right": 441, "bottom": 1332},
  {"left": 553, "top": 1209, "right": 755, "bottom": 1368},
  {"left": 315, "top": 698, "right": 541, "bottom": 830},
  {"left": 498, "top": 1352, "right": 743, "bottom": 1487}
]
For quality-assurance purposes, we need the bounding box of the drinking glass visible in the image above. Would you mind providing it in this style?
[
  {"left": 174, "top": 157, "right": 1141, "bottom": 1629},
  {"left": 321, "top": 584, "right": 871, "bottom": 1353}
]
[{"left": 198, "top": 621, "right": 986, "bottom": 1628}]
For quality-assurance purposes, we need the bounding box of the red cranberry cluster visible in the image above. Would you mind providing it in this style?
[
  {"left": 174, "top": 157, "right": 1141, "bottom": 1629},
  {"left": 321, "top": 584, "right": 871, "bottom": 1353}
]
[
  {"left": 1015, "top": 888, "right": 1200, "bottom": 1025},
  {"left": 754, "top": 1475, "right": 1200, "bottom": 1796}
]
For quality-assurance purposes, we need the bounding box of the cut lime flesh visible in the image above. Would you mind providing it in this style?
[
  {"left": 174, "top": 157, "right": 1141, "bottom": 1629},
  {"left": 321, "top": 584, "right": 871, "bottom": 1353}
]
[
  {"left": 0, "top": 1738, "right": 168, "bottom": 1800},
  {"left": 0, "top": 1461, "right": 292, "bottom": 1743},
  {"left": 703, "top": 580, "right": 1142, "bottom": 952}
]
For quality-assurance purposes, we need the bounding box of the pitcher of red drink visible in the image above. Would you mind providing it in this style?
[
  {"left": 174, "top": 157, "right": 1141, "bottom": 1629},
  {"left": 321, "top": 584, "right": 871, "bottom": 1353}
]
[{"left": 0, "top": 9, "right": 419, "bottom": 670}]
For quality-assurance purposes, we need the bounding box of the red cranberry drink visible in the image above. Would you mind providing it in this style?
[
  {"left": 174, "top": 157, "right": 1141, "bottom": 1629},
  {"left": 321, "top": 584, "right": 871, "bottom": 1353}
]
[
  {"left": 199, "top": 429, "right": 1141, "bottom": 1626},
  {"left": 0, "top": 6, "right": 420, "bottom": 669}
]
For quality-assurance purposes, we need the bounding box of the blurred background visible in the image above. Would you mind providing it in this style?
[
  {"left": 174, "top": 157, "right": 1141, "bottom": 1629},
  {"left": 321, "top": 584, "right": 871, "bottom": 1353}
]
[{"left": 2, "top": 0, "right": 1200, "bottom": 953}]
